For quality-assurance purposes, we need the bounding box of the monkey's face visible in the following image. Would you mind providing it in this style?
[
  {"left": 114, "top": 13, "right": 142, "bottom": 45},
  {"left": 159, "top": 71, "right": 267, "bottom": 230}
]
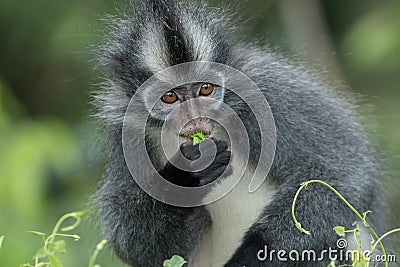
[{"left": 149, "top": 82, "right": 226, "bottom": 146}]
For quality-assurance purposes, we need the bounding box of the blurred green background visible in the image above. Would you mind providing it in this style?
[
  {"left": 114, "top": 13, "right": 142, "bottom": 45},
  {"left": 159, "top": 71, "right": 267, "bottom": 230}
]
[{"left": 0, "top": 0, "right": 399, "bottom": 266}]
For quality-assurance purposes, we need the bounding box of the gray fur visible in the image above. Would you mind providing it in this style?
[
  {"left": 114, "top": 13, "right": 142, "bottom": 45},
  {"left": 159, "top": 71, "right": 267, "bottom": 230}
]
[{"left": 93, "top": 0, "right": 385, "bottom": 266}]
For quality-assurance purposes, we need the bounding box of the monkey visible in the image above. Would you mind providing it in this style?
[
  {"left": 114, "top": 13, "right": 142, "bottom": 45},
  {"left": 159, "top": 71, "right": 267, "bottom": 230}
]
[{"left": 93, "top": 0, "right": 387, "bottom": 266}]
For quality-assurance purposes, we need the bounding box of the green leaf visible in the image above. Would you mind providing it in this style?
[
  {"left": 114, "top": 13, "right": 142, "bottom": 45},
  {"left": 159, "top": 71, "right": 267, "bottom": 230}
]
[
  {"left": 327, "top": 261, "right": 336, "bottom": 267},
  {"left": 190, "top": 131, "right": 205, "bottom": 146},
  {"left": 163, "top": 255, "right": 187, "bottom": 267},
  {"left": 28, "top": 231, "right": 47, "bottom": 238},
  {"left": 48, "top": 253, "right": 63, "bottom": 267},
  {"left": 333, "top": 226, "right": 346, "bottom": 237},
  {"left": 34, "top": 247, "right": 47, "bottom": 260},
  {"left": 51, "top": 240, "right": 66, "bottom": 254}
]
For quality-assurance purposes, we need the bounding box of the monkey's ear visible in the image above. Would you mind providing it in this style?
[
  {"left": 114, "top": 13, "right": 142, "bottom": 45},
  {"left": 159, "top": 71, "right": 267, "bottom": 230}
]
[{"left": 126, "top": 89, "right": 134, "bottom": 98}]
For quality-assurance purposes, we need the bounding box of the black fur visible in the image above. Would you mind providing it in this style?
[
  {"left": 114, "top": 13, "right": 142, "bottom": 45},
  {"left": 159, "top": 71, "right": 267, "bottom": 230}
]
[
  {"left": 151, "top": 0, "right": 192, "bottom": 65},
  {"left": 93, "top": 0, "right": 386, "bottom": 266},
  {"left": 163, "top": 139, "right": 231, "bottom": 187}
]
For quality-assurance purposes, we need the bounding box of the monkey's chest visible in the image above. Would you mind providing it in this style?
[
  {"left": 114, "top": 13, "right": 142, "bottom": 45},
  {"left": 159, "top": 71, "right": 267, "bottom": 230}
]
[{"left": 191, "top": 175, "right": 276, "bottom": 267}]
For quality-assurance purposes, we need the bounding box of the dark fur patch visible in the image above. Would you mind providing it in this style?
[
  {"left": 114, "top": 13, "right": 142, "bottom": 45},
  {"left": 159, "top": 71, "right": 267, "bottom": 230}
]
[{"left": 151, "top": 0, "right": 193, "bottom": 65}]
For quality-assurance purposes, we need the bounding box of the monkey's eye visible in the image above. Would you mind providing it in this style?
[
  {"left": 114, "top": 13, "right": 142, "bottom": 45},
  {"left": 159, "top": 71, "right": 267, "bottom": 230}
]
[
  {"left": 199, "top": 83, "right": 214, "bottom": 96},
  {"left": 161, "top": 91, "right": 179, "bottom": 104}
]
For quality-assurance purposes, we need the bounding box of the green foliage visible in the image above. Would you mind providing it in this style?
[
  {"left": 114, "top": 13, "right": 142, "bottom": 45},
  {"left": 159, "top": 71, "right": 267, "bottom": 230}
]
[
  {"left": 163, "top": 255, "right": 187, "bottom": 267},
  {"left": 0, "top": 81, "right": 93, "bottom": 266},
  {"left": 342, "top": 5, "right": 400, "bottom": 71},
  {"left": 333, "top": 226, "right": 346, "bottom": 237},
  {"left": 21, "top": 212, "right": 84, "bottom": 267},
  {"left": 292, "top": 180, "right": 400, "bottom": 267},
  {"left": 19, "top": 212, "right": 108, "bottom": 267},
  {"left": 190, "top": 131, "right": 206, "bottom": 146}
]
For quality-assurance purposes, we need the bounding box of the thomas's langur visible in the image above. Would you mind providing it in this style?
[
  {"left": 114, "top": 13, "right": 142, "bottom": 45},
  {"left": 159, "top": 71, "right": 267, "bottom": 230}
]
[{"left": 93, "top": 0, "right": 386, "bottom": 266}]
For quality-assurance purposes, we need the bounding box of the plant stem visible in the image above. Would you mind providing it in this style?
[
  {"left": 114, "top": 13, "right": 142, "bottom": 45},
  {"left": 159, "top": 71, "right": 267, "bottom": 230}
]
[
  {"left": 291, "top": 180, "right": 388, "bottom": 267},
  {"left": 44, "top": 212, "right": 82, "bottom": 252},
  {"left": 88, "top": 239, "right": 107, "bottom": 267},
  {"left": 368, "top": 228, "right": 400, "bottom": 256}
]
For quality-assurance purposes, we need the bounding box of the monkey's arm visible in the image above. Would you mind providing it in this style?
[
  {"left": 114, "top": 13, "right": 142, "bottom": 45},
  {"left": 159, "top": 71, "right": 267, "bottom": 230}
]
[
  {"left": 96, "top": 145, "right": 209, "bottom": 267},
  {"left": 224, "top": 172, "right": 377, "bottom": 267},
  {"left": 225, "top": 53, "right": 379, "bottom": 266},
  {"left": 97, "top": 139, "right": 230, "bottom": 266}
]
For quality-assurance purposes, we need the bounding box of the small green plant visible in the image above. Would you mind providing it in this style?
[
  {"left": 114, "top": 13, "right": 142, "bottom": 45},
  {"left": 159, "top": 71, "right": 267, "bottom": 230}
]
[
  {"left": 292, "top": 180, "right": 400, "bottom": 267},
  {"left": 190, "top": 131, "right": 205, "bottom": 146},
  {"left": 163, "top": 255, "right": 187, "bottom": 267},
  {"left": 19, "top": 211, "right": 107, "bottom": 267},
  {"left": 21, "top": 211, "right": 85, "bottom": 267}
]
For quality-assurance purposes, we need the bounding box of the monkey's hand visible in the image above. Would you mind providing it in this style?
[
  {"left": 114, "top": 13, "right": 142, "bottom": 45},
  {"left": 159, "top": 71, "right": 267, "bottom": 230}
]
[{"left": 162, "top": 138, "right": 232, "bottom": 187}]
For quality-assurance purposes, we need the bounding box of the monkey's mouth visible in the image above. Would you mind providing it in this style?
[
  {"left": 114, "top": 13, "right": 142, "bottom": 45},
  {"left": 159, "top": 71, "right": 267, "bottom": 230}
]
[
  {"left": 179, "top": 130, "right": 211, "bottom": 143},
  {"left": 178, "top": 118, "right": 212, "bottom": 144}
]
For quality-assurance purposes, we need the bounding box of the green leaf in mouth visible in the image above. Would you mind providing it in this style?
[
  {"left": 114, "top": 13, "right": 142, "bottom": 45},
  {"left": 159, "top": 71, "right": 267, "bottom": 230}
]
[{"left": 190, "top": 131, "right": 206, "bottom": 146}]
